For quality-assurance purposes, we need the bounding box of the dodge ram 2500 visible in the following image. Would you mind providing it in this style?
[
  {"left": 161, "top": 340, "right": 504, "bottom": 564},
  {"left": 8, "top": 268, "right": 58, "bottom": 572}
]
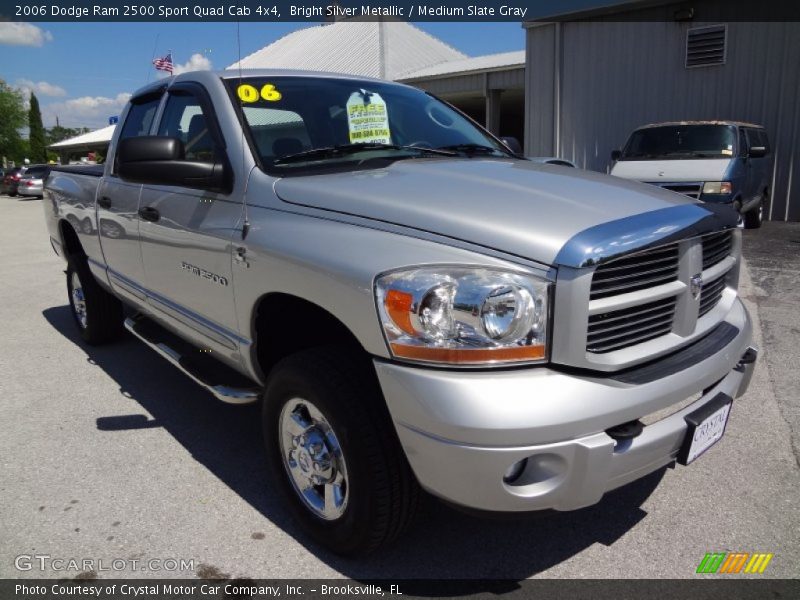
[{"left": 43, "top": 70, "right": 758, "bottom": 555}]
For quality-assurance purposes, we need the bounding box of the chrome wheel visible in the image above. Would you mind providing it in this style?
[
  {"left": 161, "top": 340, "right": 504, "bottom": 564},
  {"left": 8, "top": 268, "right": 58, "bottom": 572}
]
[
  {"left": 70, "top": 272, "right": 88, "bottom": 329},
  {"left": 279, "top": 398, "right": 349, "bottom": 520}
]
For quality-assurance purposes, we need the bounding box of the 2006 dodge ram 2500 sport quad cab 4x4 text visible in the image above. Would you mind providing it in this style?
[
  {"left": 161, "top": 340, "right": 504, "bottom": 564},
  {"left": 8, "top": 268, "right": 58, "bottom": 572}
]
[{"left": 44, "top": 70, "right": 758, "bottom": 555}]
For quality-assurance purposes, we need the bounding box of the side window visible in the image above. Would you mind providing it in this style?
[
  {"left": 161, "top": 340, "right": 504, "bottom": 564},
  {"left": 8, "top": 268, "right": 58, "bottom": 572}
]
[
  {"left": 738, "top": 129, "right": 749, "bottom": 156},
  {"left": 114, "top": 96, "right": 161, "bottom": 174},
  {"left": 119, "top": 98, "right": 160, "bottom": 141},
  {"left": 157, "top": 93, "right": 220, "bottom": 163},
  {"left": 745, "top": 128, "right": 762, "bottom": 151},
  {"left": 757, "top": 129, "right": 771, "bottom": 153}
]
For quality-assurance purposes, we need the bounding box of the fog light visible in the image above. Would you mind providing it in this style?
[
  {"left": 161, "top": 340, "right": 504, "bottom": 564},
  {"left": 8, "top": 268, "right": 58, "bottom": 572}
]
[{"left": 503, "top": 458, "right": 528, "bottom": 483}]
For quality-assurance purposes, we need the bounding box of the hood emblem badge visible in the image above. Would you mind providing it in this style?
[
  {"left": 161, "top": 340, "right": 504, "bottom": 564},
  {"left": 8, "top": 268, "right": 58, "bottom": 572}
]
[
  {"left": 690, "top": 274, "right": 703, "bottom": 299},
  {"left": 658, "top": 171, "right": 665, "bottom": 177}
]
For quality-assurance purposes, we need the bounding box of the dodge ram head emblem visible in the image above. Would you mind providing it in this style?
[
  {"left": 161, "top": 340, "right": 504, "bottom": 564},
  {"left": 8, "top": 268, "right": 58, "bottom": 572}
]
[{"left": 690, "top": 274, "right": 703, "bottom": 299}]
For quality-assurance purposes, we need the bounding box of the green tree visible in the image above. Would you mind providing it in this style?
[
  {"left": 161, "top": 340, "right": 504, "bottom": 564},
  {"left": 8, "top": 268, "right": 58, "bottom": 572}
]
[
  {"left": 0, "top": 80, "right": 27, "bottom": 163},
  {"left": 28, "top": 92, "right": 47, "bottom": 163}
]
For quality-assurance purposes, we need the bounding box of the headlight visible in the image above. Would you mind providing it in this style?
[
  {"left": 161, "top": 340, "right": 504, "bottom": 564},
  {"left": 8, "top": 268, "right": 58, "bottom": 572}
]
[
  {"left": 375, "top": 267, "right": 550, "bottom": 366},
  {"left": 702, "top": 181, "right": 733, "bottom": 194}
]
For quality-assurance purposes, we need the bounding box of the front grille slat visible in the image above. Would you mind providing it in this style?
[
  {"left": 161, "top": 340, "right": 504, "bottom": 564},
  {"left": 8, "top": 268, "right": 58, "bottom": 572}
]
[
  {"left": 702, "top": 231, "right": 733, "bottom": 270},
  {"left": 589, "top": 313, "right": 675, "bottom": 342},
  {"left": 699, "top": 276, "right": 727, "bottom": 317},
  {"left": 587, "top": 297, "right": 677, "bottom": 354},
  {"left": 590, "top": 243, "right": 679, "bottom": 301},
  {"left": 591, "top": 273, "right": 678, "bottom": 297},
  {"left": 585, "top": 231, "right": 735, "bottom": 354},
  {"left": 588, "top": 322, "right": 675, "bottom": 353}
]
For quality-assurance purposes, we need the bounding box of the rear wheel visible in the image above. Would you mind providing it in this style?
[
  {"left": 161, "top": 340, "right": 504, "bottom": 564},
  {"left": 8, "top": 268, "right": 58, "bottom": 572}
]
[
  {"left": 66, "top": 255, "right": 124, "bottom": 345},
  {"left": 744, "top": 194, "right": 766, "bottom": 229},
  {"left": 262, "top": 347, "right": 419, "bottom": 555}
]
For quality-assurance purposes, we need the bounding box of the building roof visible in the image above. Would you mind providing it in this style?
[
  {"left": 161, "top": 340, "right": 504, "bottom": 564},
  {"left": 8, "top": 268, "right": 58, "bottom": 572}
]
[
  {"left": 50, "top": 124, "right": 116, "bottom": 149},
  {"left": 228, "top": 21, "right": 466, "bottom": 80},
  {"left": 397, "top": 50, "right": 525, "bottom": 81}
]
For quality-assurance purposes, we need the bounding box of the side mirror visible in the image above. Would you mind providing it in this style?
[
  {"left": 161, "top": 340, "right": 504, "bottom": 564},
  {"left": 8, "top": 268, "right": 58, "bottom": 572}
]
[
  {"left": 117, "top": 136, "right": 229, "bottom": 193},
  {"left": 748, "top": 146, "right": 767, "bottom": 158},
  {"left": 611, "top": 149, "right": 622, "bottom": 161},
  {"left": 500, "top": 136, "right": 523, "bottom": 154}
]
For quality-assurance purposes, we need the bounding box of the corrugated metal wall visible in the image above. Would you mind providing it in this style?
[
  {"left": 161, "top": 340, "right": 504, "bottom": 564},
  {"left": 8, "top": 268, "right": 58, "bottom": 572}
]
[{"left": 525, "top": 10, "right": 800, "bottom": 220}]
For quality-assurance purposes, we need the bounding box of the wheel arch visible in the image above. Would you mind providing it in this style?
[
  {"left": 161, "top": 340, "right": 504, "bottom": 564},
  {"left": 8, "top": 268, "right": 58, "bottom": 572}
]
[
  {"left": 59, "top": 219, "right": 84, "bottom": 258},
  {"left": 251, "top": 292, "right": 370, "bottom": 381}
]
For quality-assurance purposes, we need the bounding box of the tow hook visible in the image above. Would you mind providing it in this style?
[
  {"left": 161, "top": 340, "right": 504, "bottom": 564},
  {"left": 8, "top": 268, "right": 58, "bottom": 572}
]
[{"left": 736, "top": 346, "right": 758, "bottom": 372}]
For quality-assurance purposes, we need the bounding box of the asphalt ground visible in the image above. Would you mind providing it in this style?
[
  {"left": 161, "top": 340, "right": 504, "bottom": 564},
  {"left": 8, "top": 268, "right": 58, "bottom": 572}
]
[{"left": 0, "top": 195, "right": 798, "bottom": 580}]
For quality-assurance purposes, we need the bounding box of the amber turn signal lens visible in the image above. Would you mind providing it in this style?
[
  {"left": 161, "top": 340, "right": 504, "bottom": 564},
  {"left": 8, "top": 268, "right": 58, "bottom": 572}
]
[
  {"left": 385, "top": 290, "right": 416, "bottom": 335},
  {"left": 390, "top": 343, "right": 545, "bottom": 364}
]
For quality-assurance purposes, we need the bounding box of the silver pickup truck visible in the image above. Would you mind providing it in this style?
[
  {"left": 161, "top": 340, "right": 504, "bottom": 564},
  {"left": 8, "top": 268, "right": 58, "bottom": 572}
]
[{"left": 44, "top": 70, "right": 758, "bottom": 555}]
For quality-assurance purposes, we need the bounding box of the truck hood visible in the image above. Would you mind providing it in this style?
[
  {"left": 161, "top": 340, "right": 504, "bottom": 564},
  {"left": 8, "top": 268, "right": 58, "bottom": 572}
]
[
  {"left": 274, "top": 158, "right": 730, "bottom": 267},
  {"left": 610, "top": 158, "right": 732, "bottom": 182}
]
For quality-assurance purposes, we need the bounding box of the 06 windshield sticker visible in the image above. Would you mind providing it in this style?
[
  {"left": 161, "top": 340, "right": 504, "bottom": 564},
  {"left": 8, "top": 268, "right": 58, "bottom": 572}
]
[
  {"left": 237, "top": 83, "right": 282, "bottom": 103},
  {"left": 346, "top": 90, "right": 391, "bottom": 144}
]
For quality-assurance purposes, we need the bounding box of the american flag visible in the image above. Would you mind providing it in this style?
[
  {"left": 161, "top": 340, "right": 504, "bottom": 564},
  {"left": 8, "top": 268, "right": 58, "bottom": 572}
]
[{"left": 152, "top": 53, "right": 174, "bottom": 74}]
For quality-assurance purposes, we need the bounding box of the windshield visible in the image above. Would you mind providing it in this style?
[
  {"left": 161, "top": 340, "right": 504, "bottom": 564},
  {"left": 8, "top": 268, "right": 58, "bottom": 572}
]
[
  {"left": 225, "top": 76, "right": 511, "bottom": 174},
  {"left": 620, "top": 125, "right": 737, "bottom": 160}
]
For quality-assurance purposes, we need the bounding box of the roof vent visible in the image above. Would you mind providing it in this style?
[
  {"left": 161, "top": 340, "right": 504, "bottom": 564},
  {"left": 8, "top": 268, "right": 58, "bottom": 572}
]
[{"left": 686, "top": 24, "right": 727, "bottom": 68}]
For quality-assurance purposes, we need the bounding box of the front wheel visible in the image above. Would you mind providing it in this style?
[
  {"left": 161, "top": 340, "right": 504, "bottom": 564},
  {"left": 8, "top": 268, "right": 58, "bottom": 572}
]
[
  {"left": 744, "top": 194, "right": 766, "bottom": 229},
  {"left": 262, "top": 347, "right": 419, "bottom": 555},
  {"left": 66, "top": 255, "right": 124, "bottom": 345}
]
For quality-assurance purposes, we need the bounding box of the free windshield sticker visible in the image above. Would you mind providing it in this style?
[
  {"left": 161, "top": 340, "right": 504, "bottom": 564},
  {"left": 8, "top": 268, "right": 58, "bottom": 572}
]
[{"left": 346, "top": 90, "right": 391, "bottom": 144}]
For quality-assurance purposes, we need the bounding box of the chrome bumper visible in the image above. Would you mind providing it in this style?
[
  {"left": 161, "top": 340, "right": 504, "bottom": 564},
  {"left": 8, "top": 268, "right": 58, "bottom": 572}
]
[{"left": 375, "top": 298, "right": 756, "bottom": 512}]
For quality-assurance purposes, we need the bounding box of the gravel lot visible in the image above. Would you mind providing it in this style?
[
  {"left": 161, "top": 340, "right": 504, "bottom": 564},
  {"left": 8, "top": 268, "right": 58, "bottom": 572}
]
[{"left": 1, "top": 195, "right": 798, "bottom": 580}]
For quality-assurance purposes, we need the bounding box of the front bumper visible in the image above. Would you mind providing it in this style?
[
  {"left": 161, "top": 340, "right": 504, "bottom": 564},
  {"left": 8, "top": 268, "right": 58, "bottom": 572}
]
[{"left": 375, "top": 297, "right": 756, "bottom": 512}]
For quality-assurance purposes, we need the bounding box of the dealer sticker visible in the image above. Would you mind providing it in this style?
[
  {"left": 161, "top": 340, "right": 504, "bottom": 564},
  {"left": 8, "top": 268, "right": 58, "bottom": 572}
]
[{"left": 346, "top": 90, "right": 391, "bottom": 144}]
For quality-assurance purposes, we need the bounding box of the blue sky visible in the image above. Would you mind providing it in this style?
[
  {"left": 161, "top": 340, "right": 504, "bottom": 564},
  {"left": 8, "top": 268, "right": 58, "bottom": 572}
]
[{"left": 0, "top": 21, "right": 525, "bottom": 129}]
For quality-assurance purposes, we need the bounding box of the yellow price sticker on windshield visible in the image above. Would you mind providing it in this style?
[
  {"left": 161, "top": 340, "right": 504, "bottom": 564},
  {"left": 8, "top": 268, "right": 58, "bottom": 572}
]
[{"left": 237, "top": 83, "right": 282, "bottom": 103}]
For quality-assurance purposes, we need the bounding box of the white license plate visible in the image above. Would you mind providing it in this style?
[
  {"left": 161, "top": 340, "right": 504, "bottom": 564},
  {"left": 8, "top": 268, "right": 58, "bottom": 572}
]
[{"left": 678, "top": 394, "right": 732, "bottom": 465}]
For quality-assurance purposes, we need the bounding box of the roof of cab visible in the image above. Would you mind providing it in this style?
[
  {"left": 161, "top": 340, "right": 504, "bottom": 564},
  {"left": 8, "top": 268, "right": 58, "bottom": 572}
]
[{"left": 637, "top": 120, "right": 764, "bottom": 129}]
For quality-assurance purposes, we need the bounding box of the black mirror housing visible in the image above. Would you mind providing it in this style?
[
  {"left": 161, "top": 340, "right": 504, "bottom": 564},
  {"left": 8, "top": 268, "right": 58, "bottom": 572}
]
[
  {"left": 500, "top": 136, "right": 523, "bottom": 154},
  {"left": 611, "top": 149, "right": 622, "bottom": 161},
  {"left": 116, "top": 136, "right": 230, "bottom": 193}
]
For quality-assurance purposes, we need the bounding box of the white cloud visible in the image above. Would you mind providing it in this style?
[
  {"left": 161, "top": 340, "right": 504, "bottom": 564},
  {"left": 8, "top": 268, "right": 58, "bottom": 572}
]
[
  {"left": 17, "top": 79, "right": 67, "bottom": 97},
  {"left": 0, "top": 22, "right": 53, "bottom": 46},
  {"left": 172, "top": 53, "right": 213, "bottom": 75},
  {"left": 42, "top": 93, "right": 132, "bottom": 129}
]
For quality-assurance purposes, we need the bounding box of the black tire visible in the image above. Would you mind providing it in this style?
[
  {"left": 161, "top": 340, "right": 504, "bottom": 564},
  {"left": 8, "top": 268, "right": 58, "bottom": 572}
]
[
  {"left": 262, "top": 347, "right": 419, "bottom": 555},
  {"left": 8, "top": 190, "right": 17, "bottom": 197},
  {"left": 744, "top": 194, "right": 765, "bottom": 229},
  {"left": 66, "top": 254, "right": 124, "bottom": 345}
]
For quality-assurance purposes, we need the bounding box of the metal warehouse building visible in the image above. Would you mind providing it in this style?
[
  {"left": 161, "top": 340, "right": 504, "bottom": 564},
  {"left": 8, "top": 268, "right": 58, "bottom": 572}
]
[{"left": 524, "top": 0, "right": 800, "bottom": 221}]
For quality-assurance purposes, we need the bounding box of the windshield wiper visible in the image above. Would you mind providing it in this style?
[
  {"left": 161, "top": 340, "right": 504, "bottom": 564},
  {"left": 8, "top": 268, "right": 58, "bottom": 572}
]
[
  {"left": 272, "top": 143, "right": 456, "bottom": 165},
  {"left": 436, "top": 143, "right": 505, "bottom": 156}
]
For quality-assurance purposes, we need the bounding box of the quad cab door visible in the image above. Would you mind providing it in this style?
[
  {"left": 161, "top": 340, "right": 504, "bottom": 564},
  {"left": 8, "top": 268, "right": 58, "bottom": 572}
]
[
  {"left": 97, "top": 90, "right": 163, "bottom": 306},
  {"left": 138, "top": 82, "right": 246, "bottom": 366}
]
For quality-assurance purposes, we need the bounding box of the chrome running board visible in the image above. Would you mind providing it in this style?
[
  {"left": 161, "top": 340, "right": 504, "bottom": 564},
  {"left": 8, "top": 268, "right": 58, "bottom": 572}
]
[{"left": 124, "top": 316, "right": 261, "bottom": 405}]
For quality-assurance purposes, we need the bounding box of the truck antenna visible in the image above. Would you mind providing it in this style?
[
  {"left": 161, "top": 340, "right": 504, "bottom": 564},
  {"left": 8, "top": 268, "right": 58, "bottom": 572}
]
[{"left": 236, "top": 21, "right": 250, "bottom": 240}]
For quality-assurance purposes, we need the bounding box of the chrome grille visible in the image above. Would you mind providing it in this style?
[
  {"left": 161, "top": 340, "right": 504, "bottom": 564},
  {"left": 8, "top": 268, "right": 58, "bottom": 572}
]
[
  {"left": 590, "top": 243, "right": 679, "bottom": 300},
  {"left": 699, "top": 276, "right": 726, "bottom": 317},
  {"left": 587, "top": 297, "right": 677, "bottom": 353},
  {"left": 702, "top": 231, "right": 733, "bottom": 269},
  {"left": 659, "top": 183, "right": 702, "bottom": 199}
]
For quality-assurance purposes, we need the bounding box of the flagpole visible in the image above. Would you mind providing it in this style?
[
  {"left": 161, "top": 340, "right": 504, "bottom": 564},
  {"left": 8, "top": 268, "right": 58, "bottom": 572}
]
[{"left": 146, "top": 33, "right": 160, "bottom": 83}]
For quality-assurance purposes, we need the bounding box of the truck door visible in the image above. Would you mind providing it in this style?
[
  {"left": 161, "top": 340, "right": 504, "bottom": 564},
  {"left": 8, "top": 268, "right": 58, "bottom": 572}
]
[
  {"left": 137, "top": 82, "right": 245, "bottom": 365},
  {"left": 97, "top": 90, "right": 163, "bottom": 305}
]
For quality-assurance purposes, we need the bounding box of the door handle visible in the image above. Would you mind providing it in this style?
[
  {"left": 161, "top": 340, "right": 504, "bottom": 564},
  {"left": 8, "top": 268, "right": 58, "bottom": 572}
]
[
  {"left": 138, "top": 206, "right": 160, "bottom": 222},
  {"left": 98, "top": 196, "right": 112, "bottom": 209}
]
